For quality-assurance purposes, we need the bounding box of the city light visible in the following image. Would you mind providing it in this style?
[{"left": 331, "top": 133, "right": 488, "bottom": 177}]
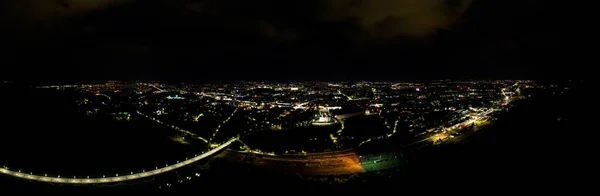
[
  {"left": 0, "top": 138, "right": 238, "bottom": 184},
  {"left": 2, "top": 80, "right": 531, "bottom": 184}
]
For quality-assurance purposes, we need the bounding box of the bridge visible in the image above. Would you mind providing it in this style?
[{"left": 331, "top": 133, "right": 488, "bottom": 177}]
[{"left": 0, "top": 137, "right": 239, "bottom": 184}]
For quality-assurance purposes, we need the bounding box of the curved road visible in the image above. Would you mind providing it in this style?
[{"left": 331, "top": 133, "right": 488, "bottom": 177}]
[{"left": 0, "top": 138, "right": 238, "bottom": 184}]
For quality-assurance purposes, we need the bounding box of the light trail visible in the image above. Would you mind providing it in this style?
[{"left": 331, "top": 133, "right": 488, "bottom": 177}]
[
  {"left": 212, "top": 107, "right": 239, "bottom": 139},
  {"left": 135, "top": 110, "right": 209, "bottom": 143},
  {"left": 95, "top": 93, "right": 112, "bottom": 100},
  {"left": 0, "top": 137, "right": 238, "bottom": 184},
  {"left": 337, "top": 90, "right": 353, "bottom": 100},
  {"left": 358, "top": 107, "right": 496, "bottom": 147},
  {"left": 148, "top": 84, "right": 164, "bottom": 91},
  {"left": 357, "top": 119, "right": 399, "bottom": 147}
]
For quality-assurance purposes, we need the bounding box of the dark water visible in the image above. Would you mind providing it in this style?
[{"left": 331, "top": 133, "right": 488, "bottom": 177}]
[{"left": 0, "top": 85, "right": 200, "bottom": 177}]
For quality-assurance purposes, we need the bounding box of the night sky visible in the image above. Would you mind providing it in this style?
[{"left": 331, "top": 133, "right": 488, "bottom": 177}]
[{"left": 1, "top": 0, "right": 566, "bottom": 83}]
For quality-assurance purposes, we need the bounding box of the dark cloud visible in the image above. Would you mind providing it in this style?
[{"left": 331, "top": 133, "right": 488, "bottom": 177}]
[
  {"left": 321, "top": 0, "right": 473, "bottom": 37},
  {"left": 0, "top": 0, "right": 568, "bottom": 83},
  {"left": 174, "top": 0, "right": 473, "bottom": 43},
  {"left": 0, "top": 0, "right": 132, "bottom": 24},
  {"left": 1, "top": 0, "right": 471, "bottom": 44}
]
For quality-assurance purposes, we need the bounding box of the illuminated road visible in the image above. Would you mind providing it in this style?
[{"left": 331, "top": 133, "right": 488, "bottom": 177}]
[
  {"left": 0, "top": 138, "right": 238, "bottom": 184},
  {"left": 357, "top": 119, "right": 399, "bottom": 146},
  {"left": 148, "top": 84, "right": 164, "bottom": 91},
  {"left": 222, "top": 149, "right": 366, "bottom": 175},
  {"left": 136, "top": 110, "right": 209, "bottom": 143},
  {"left": 337, "top": 90, "right": 353, "bottom": 100},
  {"left": 222, "top": 149, "right": 403, "bottom": 175},
  {"left": 212, "top": 107, "right": 239, "bottom": 139},
  {"left": 95, "top": 93, "right": 112, "bottom": 100}
]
